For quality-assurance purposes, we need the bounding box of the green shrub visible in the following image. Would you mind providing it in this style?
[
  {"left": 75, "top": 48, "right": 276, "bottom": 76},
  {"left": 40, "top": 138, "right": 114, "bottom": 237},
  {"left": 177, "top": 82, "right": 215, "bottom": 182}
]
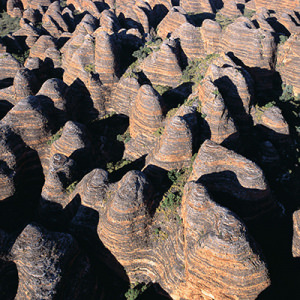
[
  {"left": 106, "top": 159, "right": 132, "bottom": 173},
  {"left": 181, "top": 53, "right": 220, "bottom": 85},
  {"left": 279, "top": 35, "right": 289, "bottom": 45},
  {"left": 117, "top": 131, "right": 131, "bottom": 143},
  {"left": 153, "top": 127, "right": 164, "bottom": 137},
  {"left": 166, "top": 106, "right": 179, "bottom": 118},
  {"left": 280, "top": 84, "right": 294, "bottom": 102},
  {"left": 84, "top": 63, "right": 95, "bottom": 74},
  {"left": 125, "top": 283, "right": 148, "bottom": 300},
  {"left": 66, "top": 181, "right": 78, "bottom": 194},
  {"left": 168, "top": 169, "right": 184, "bottom": 183},
  {"left": 215, "top": 12, "right": 237, "bottom": 29},
  {"left": 12, "top": 49, "right": 30, "bottom": 65},
  {"left": 60, "top": 0, "right": 67, "bottom": 8},
  {"left": 153, "top": 85, "right": 172, "bottom": 96},
  {"left": 243, "top": 8, "right": 256, "bottom": 19},
  {"left": 132, "top": 37, "right": 162, "bottom": 61},
  {"left": 132, "top": 45, "right": 152, "bottom": 60},
  {"left": 213, "top": 89, "right": 220, "bottom": 96},
  {"left": 47, "top": 128, "right": 63, "bottom": 145},
  {"left": 0, "top": 12, "right": 20, "bottom": 37}
]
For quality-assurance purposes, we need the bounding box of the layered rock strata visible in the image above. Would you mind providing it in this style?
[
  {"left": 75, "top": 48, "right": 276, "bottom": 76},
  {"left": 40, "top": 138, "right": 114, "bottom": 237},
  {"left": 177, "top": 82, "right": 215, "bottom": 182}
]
[
  {"left": 124, "top": 84, "right": 164, "bottom": 160},
  {"left": 11, "top": 223, "right": 96, "bottom": 299},
  {"left": 140, "top": 39, "right": 183, "bottom": 87},
  {"left": 189, "top": 139, "right": 278, "bottom": 221},
  {"left": 146, "top": 115, "right": 192, "bottom": 171}
]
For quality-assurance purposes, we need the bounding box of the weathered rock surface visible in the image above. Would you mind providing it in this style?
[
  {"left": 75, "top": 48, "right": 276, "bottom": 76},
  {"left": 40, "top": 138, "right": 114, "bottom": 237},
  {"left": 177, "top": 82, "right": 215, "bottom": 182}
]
[
  {"left": 221, "top": 17, "right": 276, "bottom": 90},
  {"left": 49, "top": 121, "right": 91, "bottom": 170},
  {"left": 125, "top": 84, "right": 164, "bottom": 160},
  {"left": 0, "top": 53, "right": 21, "bottom": 83},
  {"left": 30, "top": 35, "right": 57, "bottom": 61},
  {"left": 74, "top": 169, "right": 270, "bottom": 299},
  {"left": 109, "top": 75, "right": 140, "bottom": 116},
  {"left": 254, "top": 0, "right": 299, "bottom": 13},
  {"left": 277, "top": 33, "right": 300, "bottom": 96},
  {"left": 11, "top": 223, "right": 96, "bottom": 299},
  {"left": 95, "top": 30, "right": 119, "bottom": 86},
  {"left": 172, "top": 22, "right": 204, "bottom": 61},
  {"left": 146, "top": 115, "right": 192, "bottom": 171},
  {"left": 292, "top": 210, "right": 300, "bottom": 257},
  {"left": 204, "top": 54, "right": 254, "bottom": 130},
  {"left": 13, "top": 67, "right": 38, "bottom": 104},
  {"left": 198, "top": 78, "right": 238, "bottom": 144},
  {"left": 157, "top": 7, "right": 189, "bottom": 39},
  {"left": 1, "top": 95, "right": 59, "bottom": 172},
  {"left": 181, "top": 0, "right": 214, "bottom": 14},
  {"left": 189, "top": 139, "right": 278, "bottom": 221},
  {"left": 140, "top": 38, "right": 183, "bottom": 87}
]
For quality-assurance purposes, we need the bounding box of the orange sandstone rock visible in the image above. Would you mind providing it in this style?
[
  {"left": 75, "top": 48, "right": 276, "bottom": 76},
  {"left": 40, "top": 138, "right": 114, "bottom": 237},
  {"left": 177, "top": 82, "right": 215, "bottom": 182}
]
[
  {"left": 198, "top": 78, "right": 238, "bottom": 144},
  {"left": 157, "top": 6, "right": 189, "bottom": 39},
  {"left": 94, "top": 30, "right": 119, "bottom": 86},
  {"left": 292, "top": 210, "right": 300, "bottom": 257},
  {"left": 189, "top": 139, "right": 278, "bottom": 221},
  {"left": 140, "top": 38, "right": 183, "bottom": 87},
  {"left": 124, "top": 84, "right": 164, "bottom": 160},
  {"left": 146, "top": 115, "right": 193, "bottom": 171},
  {"left": 109, "top": 75, "right": 140, "bottom": 116},
  {"left": 277, "top": 33, "right": 300, "bottom": 96}
]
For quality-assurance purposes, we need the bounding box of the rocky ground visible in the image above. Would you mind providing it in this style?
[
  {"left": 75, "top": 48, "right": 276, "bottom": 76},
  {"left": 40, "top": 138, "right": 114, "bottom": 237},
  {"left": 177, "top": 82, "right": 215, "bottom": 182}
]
[{"left": 0, "top": 0, "right": 299, "bottom": 299}]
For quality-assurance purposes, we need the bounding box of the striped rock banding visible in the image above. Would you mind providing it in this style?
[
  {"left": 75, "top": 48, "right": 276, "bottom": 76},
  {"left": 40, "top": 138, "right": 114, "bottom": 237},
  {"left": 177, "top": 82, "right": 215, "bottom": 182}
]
[
  {"left": 86, "top": 73, "right": 107, "bottom": 118},
  {"left": 146, "top": 115, "right": 193, "bottom": 171},
  {"left": 157, "top": 6, "right": 189, "bottom": 39},
  {"left": 37, "top": 78, "right": 68, "bottom": 113},
  {"left": 39, "top": 153, "right": 77, "bottom": 227},
  {"left": 1, "top": 95, "right": 58, "bottom": 173},
  {"left": 49, "top": 121, "right": 91, "bottom": 170},
  {"left": 177, "top": 181, "right": 270, "bottom": 299},
  {"left": 180, "top": 0, "right": 214, "bottom": 14},
  {"left": 277, "top": 33, "right": 300, "bottom": 96},
  {"left": 94, "top": 30, "right": 119, "bottom": 86},
  {"left": 70, "top": 169, "right": 270, "bottom": 299},
  {"left": 172, "top": 22, "right": 205, "bottom": 61},
  {"left": 204, "top": 54, "right": 254, "bottom": 131},
  {"left": 109, "top": 75, "right": 140, "bottom": 116},
  {"left": 220, "top": 17, "right": 276, "bottom": 90},
  {"left": 13, "top": 68, "right": 38, "bottom": 104},
  {"left": 29, "top": 35, "right": 57, "bottom": 61},
  {"left": 199, "top": 19, "right": 222, "bottom": 55},
  {"left": 140, "top": 39, "right": 183, "bottom": 87},
  {"left": 41, "top": 153, "right": 76, "bottom": 206},
  {"left": 11, "top": 223, "right": 96, "bottom": 300},
  {"left": 254, "top": 0, "right": 299, "bottom": 13},
  {"left": 122, "top": 0, "right": 152, "bottom": 34},
  {"left": 218, "top": 0, "right": 242, "bottom": 18},
  {"left": 0, "top": 53, "right": 22, "bottom": 83},
  {"left": 277, "top": 12, "right": 300, "bottom": 35},
  {"left": 124, "top": 84, "right": 164, "bottom": 160},
  {"left": 72, "top": 13, "right": 98, "bottom": 36},
  {"left": 61, "top": 33, "right": 85, "bottom": 70},
  {"left": 292, "top": 210, "right": 300, "bottom": 257},
  {"left": 99, "top": 9, "right": 121, "bottom": 34},
  {"left": 71, "top": 168, "right": 109, "bottom": 212},
  {"left": 189, "top": 139, "right": 278, "bottom": 221},
  {"left": 198, "top": 77, "right": 238, "bottom": 144},
  {"left": 63, "top": 34, "right": 95, "bottom": 85},
  {"left": 252, "top": 105, "right": 291, "bottom": 147}
]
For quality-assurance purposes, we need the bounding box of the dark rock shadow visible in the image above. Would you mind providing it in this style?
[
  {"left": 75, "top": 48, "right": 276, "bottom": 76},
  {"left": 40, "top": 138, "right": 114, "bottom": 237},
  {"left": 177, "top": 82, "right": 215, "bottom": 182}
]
[
  {"left": 0, "top": 100, "right": 13, "bottom": 120},
  {"left": 187, "top": 12, "right": 215, "bottom": 27}
]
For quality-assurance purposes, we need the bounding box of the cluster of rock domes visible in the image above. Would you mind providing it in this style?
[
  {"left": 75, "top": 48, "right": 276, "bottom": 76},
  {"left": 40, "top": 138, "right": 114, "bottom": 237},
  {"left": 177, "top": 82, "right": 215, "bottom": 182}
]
[{"left": 0, "top": 0, "right": 299, "bottom": 299}]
